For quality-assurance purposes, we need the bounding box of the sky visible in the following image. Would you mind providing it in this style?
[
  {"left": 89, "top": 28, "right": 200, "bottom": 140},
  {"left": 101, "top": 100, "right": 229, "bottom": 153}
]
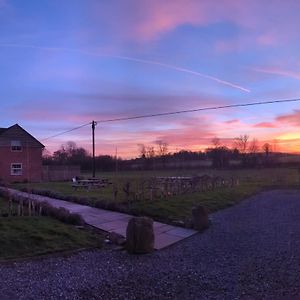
[{"left": 1, "top": 0, "right": 300, "bottom": 157}]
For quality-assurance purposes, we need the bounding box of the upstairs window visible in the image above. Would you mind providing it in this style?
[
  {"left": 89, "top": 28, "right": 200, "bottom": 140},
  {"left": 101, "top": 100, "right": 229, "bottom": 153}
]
[
  {"left": 11, "top": 140, "right": 22, "bottom": 151},
  {"left": 11, "top": 163, "right": 22, "bottom": 175}
]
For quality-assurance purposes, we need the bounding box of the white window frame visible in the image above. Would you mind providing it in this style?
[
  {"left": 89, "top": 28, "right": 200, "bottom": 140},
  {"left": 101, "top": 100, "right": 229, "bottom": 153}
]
[
  {"left": 11, "top": 163, "right": 23, "bottom": 176},
  {"left": 11, "top": 140, "right": 22, "bottom": 152}
]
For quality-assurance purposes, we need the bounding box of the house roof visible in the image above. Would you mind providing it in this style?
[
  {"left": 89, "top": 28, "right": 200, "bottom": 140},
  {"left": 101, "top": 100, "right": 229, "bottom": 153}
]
[{"left": 0, "top": 124, "right": 44, "bottom": 148}]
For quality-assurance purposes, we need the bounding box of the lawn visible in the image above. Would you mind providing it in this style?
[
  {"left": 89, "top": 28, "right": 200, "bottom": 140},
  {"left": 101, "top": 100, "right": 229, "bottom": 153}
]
[
  {"left": 0, "top": 197, "right": 102, "bottom": 260},
  {"left": 12, "top": 167, "right": 300, "bottom": 224}
]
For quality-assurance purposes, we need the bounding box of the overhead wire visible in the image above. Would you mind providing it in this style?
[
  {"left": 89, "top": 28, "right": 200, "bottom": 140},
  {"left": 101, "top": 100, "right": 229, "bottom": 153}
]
[
  {"left": 41, "top": 97, "right": 300, "bottom": 141},
  {"left": 95, "top": 98, "right": 300, "bottom": 123},
  {"left": 41, "top": 122, "right": 92, "bottom": 141}
]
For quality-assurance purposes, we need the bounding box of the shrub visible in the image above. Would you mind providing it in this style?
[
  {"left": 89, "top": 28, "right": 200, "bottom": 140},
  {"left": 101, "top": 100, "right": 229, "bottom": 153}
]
[
  {"left": 74, "top": 197, "right": 89, "bottom": 205},
  {"left": 40, "top": 202, "right": 84, "bottom": 225},
  {"left": 105, "top": 202, "right": 118, "bottom": 211},
  {"left": 94, "top": 199, "right": 106, "bottom": 209},
  {"left": 65, "top": 213, "right": 84, "bottom": 225}
]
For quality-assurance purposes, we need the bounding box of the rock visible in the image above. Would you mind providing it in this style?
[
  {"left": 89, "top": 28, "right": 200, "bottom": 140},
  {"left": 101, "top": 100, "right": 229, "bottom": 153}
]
[
  {"left": 126, "top": 217, "right": 155, "bottom": 254},
  {"left": 192, "top": 205, "right": 209, "bottom": 231}
]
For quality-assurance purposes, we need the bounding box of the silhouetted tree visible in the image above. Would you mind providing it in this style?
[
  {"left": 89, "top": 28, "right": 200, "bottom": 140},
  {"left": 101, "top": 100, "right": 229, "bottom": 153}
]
[
  {"left": 137, "top": 144, "right": 146, "bottom": 159},
  {"left": 234, "top": 134, "right": 249, "bottom": 154},
  {"left": 211, "top": 137, "right": 221, "bottom": 148},
  {"left": 155, "top": 140, "right": 168, "bottom": 157}
]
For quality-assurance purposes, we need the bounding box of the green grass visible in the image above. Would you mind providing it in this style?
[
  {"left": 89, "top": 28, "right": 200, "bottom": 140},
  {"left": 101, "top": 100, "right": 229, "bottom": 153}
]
[
  {"left": 0, "top": 197, "right": 102, "bottom": 260},
  {"left": 13, "top": 167, "right": 300, "bottom": 223}
]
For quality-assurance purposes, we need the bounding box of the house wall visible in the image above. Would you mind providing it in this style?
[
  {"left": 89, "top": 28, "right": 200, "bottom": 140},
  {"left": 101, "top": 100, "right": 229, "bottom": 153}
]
[{"left": 0, "top": 147, "right": 43, "bottom": 183}]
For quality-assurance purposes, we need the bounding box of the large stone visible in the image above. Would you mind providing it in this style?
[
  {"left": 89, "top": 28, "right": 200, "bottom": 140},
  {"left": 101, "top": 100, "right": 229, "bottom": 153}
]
[
  {"left": 192, "top": 205, "right": 209, "bottom": 231},
  {"left": 126, "top": 217, "right": 154, "bottom": 254}
]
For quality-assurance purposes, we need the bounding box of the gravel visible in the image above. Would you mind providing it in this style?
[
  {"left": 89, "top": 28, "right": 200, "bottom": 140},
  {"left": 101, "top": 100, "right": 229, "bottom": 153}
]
[{"left": 1, "top": 189, "right": 300, "bottom": 299}]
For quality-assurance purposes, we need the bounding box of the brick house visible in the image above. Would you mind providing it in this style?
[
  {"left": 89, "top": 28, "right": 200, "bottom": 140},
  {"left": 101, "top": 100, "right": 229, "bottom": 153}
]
[{"left": 0, "top": 124, "right": 44, "bottom": 183}]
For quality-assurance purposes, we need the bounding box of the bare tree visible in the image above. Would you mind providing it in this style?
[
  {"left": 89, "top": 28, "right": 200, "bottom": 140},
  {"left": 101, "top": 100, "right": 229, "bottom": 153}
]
[
  {"left": 249, "top": 138, "right": 259, "bottom": 154},
  {"left": 146, "top": 146, "right": 155, "bottom": 159},
  {"left": 155, "top": 140, "right": 168, "bottom": 157},
  {"left": 137, "top": 144, "right": 146, "bottom": 158},
  {"left": 234, "top": 134, "right": 249, "bottom": 154},
  {"left": 262, "top": 143, "right": 272, "bottom": 156},
  {"left": 211, "top": 137, "right": 221, "bottom": 148},
  {"left": 65, "top": 141, "right": 77, "bottom": 153}
]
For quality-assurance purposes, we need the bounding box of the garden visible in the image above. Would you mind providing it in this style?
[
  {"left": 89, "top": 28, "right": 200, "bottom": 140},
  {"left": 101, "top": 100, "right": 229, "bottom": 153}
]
[{"left": 12, "top": 167, "right": 300, "bottom": 226}]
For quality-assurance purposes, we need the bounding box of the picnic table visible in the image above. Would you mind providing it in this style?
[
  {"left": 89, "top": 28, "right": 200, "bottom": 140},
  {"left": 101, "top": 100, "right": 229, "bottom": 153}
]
[{"left": 71, "top": 178, "right": 111, "bottom": 190}]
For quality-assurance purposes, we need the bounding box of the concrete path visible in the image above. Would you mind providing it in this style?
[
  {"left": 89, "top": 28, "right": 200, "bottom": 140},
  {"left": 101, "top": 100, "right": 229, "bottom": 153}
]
[{"left": 3, "top": 188, "right": 197, "bottom": 250}]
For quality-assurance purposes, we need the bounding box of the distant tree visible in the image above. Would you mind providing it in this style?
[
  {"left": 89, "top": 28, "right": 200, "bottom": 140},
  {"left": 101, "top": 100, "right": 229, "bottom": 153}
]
[
  {"left": 146, "top": 146, "right": 155, "bottom": 159},
  {"left": 248, "top": 138, "right": 260, "bottom": 167},
  {"left": 234, "top": 134, "right": 249, "bottom": 154},
  {"left": 211, "top": 137, "right": 221, "bottom": 148},
  {"left": 262, "top": 143, "right": 272, "bottom": 157},
  {"left": 233, "top": 134, "right": 250, "bottom": 167},
  {"left": 53, "top": 146, "right": 68, "bottom": 164},
  {"left": 42, "top": 148, "right": 53, "bottom": 164},
  {"left": 137, "top": 144, "right": 146, "bottom": 159},
  {"left": 52, "top": 141, "right": 90, "bottom": 167},
  {"left": 206, "top": 146, "right": 231, "bottom": 168},
  {"left": 65, "top": 141, "right": 77, "bottom": 154},
  {"left": 155, "top": 140, "right": 168, "bottom": 157},
  {"left": 249, "top": 138, "right": 259, "bottom": 154}
]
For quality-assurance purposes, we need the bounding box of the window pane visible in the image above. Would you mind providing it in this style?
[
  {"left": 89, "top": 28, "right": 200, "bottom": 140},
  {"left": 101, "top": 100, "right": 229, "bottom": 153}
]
[
  {"left": 11, "top": 140, "right": 21, "bottom": 146},
  {"left": 11, "top": 140, "right": 22, "bottom": 151},
  {"left": 11, "top": 163, "right": 22, "bottom": 175}
]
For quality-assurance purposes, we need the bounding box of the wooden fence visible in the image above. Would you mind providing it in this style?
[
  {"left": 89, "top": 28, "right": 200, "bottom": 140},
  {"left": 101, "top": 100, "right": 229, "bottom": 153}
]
[{"left": 42, "top": 165, "right": 80, "bottom": 182}]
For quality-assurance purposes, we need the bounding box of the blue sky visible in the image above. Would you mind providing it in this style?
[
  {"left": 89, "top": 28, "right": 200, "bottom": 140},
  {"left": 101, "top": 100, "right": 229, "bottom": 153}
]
[{"left": 1, "top": 0, "right": 300, "bottom": 157}]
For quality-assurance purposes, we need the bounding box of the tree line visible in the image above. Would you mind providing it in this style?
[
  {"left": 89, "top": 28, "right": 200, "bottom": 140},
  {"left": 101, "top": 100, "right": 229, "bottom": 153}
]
[{"left": 43, "top": 136, "right": 281, "bottom": 172}]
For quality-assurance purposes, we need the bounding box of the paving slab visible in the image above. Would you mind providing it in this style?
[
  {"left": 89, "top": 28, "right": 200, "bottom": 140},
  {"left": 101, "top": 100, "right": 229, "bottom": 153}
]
[
  {"left": 154, "top": 233, "right": 183, "bottom": 249},
  {"left": 2, "top": 187, "right": 198, "bottom": 250},
  {"left": 97, "top": 220, "right": 129, "bottom": 231},
  {"left": 165, "top": 227, "right": 197, "bottom": 238}
]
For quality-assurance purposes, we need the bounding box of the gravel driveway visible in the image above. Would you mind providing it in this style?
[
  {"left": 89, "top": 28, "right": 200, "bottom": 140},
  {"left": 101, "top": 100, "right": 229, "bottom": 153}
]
[{"left": 1, "top": 189, "right": 300, "bottom": 300}]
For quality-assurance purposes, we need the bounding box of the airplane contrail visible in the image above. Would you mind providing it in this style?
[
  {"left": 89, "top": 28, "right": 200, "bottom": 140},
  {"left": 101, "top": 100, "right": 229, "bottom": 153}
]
[{"left": 0, "top": 43, "right": 250, "bottom": 93}]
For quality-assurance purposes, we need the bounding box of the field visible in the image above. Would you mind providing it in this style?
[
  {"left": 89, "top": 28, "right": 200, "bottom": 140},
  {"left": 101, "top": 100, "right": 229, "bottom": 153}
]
[
  {"left": 0, "top": 197, "right": 102, "bottom": 260},
  {"left": 13, "top": 167, "right": 300, "bottom": 224}
]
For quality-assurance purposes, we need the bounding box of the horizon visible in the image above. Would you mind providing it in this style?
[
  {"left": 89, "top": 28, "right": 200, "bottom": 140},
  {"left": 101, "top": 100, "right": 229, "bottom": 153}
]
[{"left": 1, "top": 0, "right": 300, "bottom": 158}]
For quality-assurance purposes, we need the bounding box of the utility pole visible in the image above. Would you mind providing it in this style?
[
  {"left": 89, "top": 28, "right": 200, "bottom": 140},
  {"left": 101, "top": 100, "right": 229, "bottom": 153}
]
[{"left": 92, "top": 120, "right": 97, "bottom": 178}]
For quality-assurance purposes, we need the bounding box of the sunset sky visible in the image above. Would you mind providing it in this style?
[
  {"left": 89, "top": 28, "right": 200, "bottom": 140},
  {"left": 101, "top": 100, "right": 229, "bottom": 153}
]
[{"left": 1, "top": 0, "right": 300, "bottom": 157}]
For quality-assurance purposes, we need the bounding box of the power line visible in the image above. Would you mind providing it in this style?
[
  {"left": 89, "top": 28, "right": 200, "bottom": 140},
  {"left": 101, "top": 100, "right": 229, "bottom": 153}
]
[
  {"left": 41, "top": 122, "right": 91, "bottom": 141},
  {"left": 95, "top": 98, "right": 300, "bottom": 123},
  {"left": 41, "top": 97, "right": 300, "bottom": 141}
]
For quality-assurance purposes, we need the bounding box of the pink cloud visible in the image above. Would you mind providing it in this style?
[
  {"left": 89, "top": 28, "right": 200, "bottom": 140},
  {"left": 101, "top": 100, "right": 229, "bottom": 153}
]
[
  {"left": 253, "top": 122, "right": 277, "bottom": 128},
  {"left": 90, "top": 0, "right": 300, "bottom": 44},
  {"left": 256, "top": 33, "right": 278, "bottom": 46},
  {"left": 276, "top": 110, "right": 300, "bottom": 126},
  {"left": 251, "top": 67, "right": 300, "bottom": 81},
  {"left": 125, "top": 0, "right": 258, "bottom": 41},
  {"left": 224, "top": 119, "right": 239, "bottom": 124},
  {"left": 215, "top": 29, "right": 280, "bottom": 54}
]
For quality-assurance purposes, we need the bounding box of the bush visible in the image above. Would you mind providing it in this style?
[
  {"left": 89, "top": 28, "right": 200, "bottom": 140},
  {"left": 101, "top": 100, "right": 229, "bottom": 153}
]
[
  {"left": 94, "top": 199, "right": 106, "bottom": 209},
  {"left": 74, "top": 197, "right": 89, "bottom": 205},
  {"left": 40, "top": 202, "right": 84, "bottom": 225},
  {"left": 65, "top": 213, "right": 85, "bottom": 225}
]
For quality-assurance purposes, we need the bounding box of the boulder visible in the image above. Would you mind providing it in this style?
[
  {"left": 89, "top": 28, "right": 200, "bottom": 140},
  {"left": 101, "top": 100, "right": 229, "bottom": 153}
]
[
  {"left": 126, "top": 217, "right": 154, "bottom": 254},
  {"left": 192, "top": 205, "right": 209, "bottom": 231}
]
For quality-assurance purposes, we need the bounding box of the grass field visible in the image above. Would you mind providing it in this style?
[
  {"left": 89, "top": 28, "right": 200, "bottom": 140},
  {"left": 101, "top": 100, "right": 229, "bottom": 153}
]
[
  {"left": 13, "top": 167, "right": 300, "bottom": 224},
  {"left": 0, "top": 197, "right": 102, "bottom": 260}
]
